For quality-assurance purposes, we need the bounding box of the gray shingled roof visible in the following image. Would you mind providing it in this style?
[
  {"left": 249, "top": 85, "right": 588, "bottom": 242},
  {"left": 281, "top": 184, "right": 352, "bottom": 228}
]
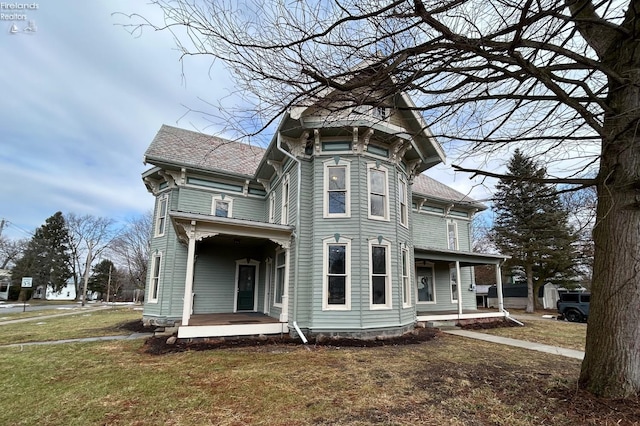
[
  {"left": 144, "top": 125, "right": 266, "bottom": 177},
  {"left": 144, "top": 125, "right": 481, "bottom": 208},
  {"left": 412, "top": 173, "right": 483, "bottom": 207}
]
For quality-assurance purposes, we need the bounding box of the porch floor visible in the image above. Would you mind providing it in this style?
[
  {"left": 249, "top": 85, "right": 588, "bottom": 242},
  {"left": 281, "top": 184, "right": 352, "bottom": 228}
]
[{"left": 188, "top": 312, "right": 281, "bottom": 326}]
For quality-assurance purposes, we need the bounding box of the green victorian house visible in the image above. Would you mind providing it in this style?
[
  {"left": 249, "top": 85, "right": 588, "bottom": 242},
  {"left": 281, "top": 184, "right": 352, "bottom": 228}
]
[{"left": 141, "top": 89, "right": 509, "bottom": 340}]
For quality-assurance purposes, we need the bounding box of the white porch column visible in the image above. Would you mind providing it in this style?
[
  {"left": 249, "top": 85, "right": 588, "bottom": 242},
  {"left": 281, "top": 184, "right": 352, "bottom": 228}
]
[
  {"left": 181, "top": 221, "right": 197, "bottom": 326},
  {"left": 496, "top": 262, "right": 504, "bottom": 313},
  {"left": 280, "top": 246, "right": 290, "bottom": 323},
  {"left": 456, "top": 261, "right": 463, "bottom": 315}
]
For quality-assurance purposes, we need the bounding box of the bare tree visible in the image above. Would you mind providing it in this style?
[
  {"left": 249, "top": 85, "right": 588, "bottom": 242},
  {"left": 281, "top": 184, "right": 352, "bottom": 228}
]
[
  {"left": 109, "top": 211, "right": 153, "bottom": 298},
  {"left": 66, "top": 213, "right": 118, "bottom": 305},
  {"left": 471, "top": 214, "right": 498, "bottom": 286},
  {"left": 124, "top": 0, "right": 640, "bottom": 397},
  {"left": 0, "top": 237, "right": 27, "bottom": 270},
  {"left": 562, "top": 186, "right": 597, "bottom": 288}
]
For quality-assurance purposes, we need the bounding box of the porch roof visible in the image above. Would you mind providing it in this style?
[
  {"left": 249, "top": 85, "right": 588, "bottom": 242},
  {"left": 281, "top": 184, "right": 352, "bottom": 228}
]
[
  {"left": 170, "top": 211, "right": 294, "bottom": 248},
  {"left": 414, "top": 246, "right": 509, "bottom": 266}
]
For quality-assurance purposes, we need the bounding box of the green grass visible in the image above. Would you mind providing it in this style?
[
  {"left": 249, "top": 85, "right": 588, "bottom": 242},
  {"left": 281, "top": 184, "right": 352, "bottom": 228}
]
[
  {"left": 477, "top": 317, "right": 587, "bottom": 351},
  {"left": 0, "top": 311, "right": 633, "bottom": 425},
  {"left": 0, "top": 308, "right": 143, "bottom": 345},
  {"left": 0, "top": 337, "right": 589, "bottom": 426}
]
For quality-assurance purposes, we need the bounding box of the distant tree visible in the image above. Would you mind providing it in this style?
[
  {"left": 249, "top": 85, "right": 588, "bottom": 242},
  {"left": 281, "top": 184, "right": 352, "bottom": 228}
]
[
  {"left": 88, "top": 259, "right": 113, "bottom": 295},
  {"left": 88, "top": 258, "right": 126, "bottom": 302},
  {"left": 11, "top": 212, "right": 72, "bottom": 298},
  {"left": 562, "top": 186, "right": 597, "bottom": 288},
  {"left": 109, "top": 212, "right": 152, "bottom": 298},
  {"left": 66, "top": 214, "right": 118, "bottom": 305},
  {"left": 492, "top": 150, "right": 578, "bottom": 312},
  {"left": 0, "top": 237, "right": 27, "bottom": 270},
  {"left": 471, "top": 214, "right": 497, "bottom": 286}
]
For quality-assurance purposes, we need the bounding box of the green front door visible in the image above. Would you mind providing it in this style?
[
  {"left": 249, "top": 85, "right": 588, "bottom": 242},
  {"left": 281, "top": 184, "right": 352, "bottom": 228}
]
[{"left": 236, "top": 264, "right": 256, "bottom": 311}]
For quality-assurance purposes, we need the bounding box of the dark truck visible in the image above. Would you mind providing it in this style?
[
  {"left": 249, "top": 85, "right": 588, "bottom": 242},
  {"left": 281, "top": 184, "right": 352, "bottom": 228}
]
[{"left": 557, "top": 292, "right": 590, "bottom": 322}]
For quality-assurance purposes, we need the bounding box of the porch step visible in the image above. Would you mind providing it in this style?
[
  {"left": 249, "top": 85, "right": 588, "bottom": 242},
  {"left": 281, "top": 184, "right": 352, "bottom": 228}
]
[
  {"left": 154, "top": 326, "right": 178, "bottom": 337},
  {"left": 424, "top": 320, "right": 459, "bottom": 330}
]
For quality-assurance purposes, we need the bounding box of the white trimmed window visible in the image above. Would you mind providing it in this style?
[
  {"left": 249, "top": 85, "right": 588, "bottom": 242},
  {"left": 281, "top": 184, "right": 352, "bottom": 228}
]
[
  {"left": 450, "top": 266, "right": 458, "bottom": 302},
  {"left": 324, "top": 159, "right": 351, "bottom": 218},
  {"left": 367, "top": 164, "right": 389, "bottom": 221},
  {"left": 447, "top": 221, "right": 459, "bottom": 250},
  {"left": 154, "top": 195, "right": 168, "bottom": 237},
  {"left": 416, "top": 265, "right": 435, "bottom": 303},
  {"left": 322, "top": 236, "right": 351, "bottom": 310},
  {"left": 148, "top": 252, "right": 162, "bottom": 303},
  {"left": 398, "top": 176, "right": 408, "bottom": 227},
  {"left": 212, "top": 195, "right": 233, "bottom": 218},
  {"left": 281, "top": 175, "right": 290, "bottom": 225},
  {"left": 274, "top": 250, "right": 286, "bottom": 306},
  {"left": 401, "top": 246, "right": 411, "bottom": 307},
  {"left": 268, "top": 192, "right": 276, "bottom": 223},
  {"left": 370, "top": 238, "right": 391, "bottom": 309}
]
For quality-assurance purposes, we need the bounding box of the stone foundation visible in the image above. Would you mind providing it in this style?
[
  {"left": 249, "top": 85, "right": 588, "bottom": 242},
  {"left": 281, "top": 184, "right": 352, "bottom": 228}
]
[{"left": 299, "top": 323, "right": 416, "bottom": 341}]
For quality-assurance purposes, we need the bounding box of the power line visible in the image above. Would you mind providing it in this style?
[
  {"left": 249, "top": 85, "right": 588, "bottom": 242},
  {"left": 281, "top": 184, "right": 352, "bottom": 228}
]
[{"left": 0, "top": 219, "right": 34, "bottom": 238}]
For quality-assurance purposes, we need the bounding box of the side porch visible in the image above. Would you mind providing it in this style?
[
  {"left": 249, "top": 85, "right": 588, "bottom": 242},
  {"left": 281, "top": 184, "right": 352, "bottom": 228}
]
[{"left": 414, "top": 246, "right": 510, "bottom": 324}]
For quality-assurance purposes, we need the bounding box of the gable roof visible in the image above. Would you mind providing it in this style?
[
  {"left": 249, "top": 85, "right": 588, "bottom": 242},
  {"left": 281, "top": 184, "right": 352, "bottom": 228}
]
[
  {"left": 412, "top": 174, "right": 485, "bottom": 210},
  {"left": 144, "top": 125, "right": 266, "bottom": 177}
]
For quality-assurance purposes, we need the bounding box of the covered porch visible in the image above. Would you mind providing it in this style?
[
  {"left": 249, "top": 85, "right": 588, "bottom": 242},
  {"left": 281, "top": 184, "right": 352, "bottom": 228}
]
[
  {"left": 414, "top": 247, "right": 510, "bottom": 323},
  {"left": 171, "top": 211, "right": 294, "bottom": 338}
]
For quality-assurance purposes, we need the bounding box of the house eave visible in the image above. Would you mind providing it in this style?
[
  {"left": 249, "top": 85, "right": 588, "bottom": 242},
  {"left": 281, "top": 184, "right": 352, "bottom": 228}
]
[
  {"left": 145, "top": 156, "right": 256, "bottom": 181},
  {"left": 414, "top": 246, "right": 509, "bottom": 266},
  {"left": 169, "top": 211, "right": 294, "bottom": 248},
  {"left": 412, "top": 194, "right": 487, "bottom": 212}
]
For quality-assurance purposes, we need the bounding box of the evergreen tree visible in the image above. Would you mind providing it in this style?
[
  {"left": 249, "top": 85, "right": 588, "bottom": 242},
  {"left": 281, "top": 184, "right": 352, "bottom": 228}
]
[
  {"left": 492, "top": 150, "right": 578, "bottom": 312},
  {"left": 88, "top": 259, "right": 115, "bottom": 295},
  {"left": 11, "top": 212, "right": 72, "bottom": 297}
]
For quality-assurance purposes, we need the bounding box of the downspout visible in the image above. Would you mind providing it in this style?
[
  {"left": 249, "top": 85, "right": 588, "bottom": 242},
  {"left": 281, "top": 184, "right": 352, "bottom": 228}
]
[{"left": 276, "top": 132, "right": 308, "bottom": 344}]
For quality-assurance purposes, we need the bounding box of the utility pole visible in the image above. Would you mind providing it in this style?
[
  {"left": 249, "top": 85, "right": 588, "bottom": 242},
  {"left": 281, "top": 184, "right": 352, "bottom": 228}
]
[
  {"left": 106, "top": 263, "right": 112, "bottom": 306},
  {"left": 81, "top": 246, "right": 92, "bottom": 307},
  {"left": 0, "top": 219, "right": 5, "bottom": 238}
]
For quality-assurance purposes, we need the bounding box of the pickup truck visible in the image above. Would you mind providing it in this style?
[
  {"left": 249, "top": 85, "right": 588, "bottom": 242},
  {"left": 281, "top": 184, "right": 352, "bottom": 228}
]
[{"left": 557, "top": 292, "right": 590, "bottom": 322}]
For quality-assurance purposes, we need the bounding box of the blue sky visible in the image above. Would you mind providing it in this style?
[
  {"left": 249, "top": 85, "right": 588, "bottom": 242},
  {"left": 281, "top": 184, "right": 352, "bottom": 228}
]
[{"left": 0, "top": 1, "right": 492, "bottom": 240}]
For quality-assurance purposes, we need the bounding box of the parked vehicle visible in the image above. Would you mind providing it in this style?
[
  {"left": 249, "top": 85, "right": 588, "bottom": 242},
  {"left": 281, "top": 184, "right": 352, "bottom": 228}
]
[{"left": 557, "top": 292, "right": 590, "bottom": 322}]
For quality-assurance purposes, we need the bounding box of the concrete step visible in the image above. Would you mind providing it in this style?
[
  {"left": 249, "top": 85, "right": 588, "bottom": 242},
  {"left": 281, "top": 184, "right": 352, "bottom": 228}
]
[{"left": 424, "top": 320, "right": 459, "bottom": 330}]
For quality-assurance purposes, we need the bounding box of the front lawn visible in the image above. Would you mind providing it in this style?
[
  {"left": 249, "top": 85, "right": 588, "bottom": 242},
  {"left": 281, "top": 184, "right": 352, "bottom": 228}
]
[
  {"left": 1, "top": 335, "right": 637, "bottom": 425},
  {"left": 0, "top": 308, "right": 144, "bottom": 345},
  {"left": 476, "top": 317, "right": 587, "bottom": 351}
]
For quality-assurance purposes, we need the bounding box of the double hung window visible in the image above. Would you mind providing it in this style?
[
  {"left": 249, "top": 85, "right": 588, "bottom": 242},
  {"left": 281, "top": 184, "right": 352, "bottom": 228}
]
[
  {"left": 324, "top": 159, "right": 350, "bottom": 217},
  {"left": 370, "top": 239, "right": 391, "bottom": 309},
  {"left": 323, "top": 237, "right": 351, "bottom": 310},
  {"left": 368, "top": 164, "right": 389, "bottom": 220}
]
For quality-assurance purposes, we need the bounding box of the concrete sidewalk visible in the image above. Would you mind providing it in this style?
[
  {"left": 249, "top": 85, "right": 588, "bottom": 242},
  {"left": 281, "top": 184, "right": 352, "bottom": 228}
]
[
  {"left": 0, "top": 333, "right": 154, "bottom": 348},
  {"left": 0, "top": 306, "right": 110, "bottom": 325},
  {"left": 443, "top": 329, "right": 585, "bottom": 360}
]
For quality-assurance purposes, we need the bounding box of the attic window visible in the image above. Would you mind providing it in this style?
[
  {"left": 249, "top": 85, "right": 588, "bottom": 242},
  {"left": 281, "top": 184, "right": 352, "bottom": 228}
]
[
  {"left": 187, "top": 177, "right": 243, "bottom": 193},
  {"left": 420, "top": 205, "right": 445, "bottom": 214},
  {"left": 366, "top": 145, "right": 389, "bottom": 158},
  {"left": 449, "top": 210, "right": 469, "bottom": 218},
  {"left": 322, "top": 141, "right": 352, "bottom": 152}
]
